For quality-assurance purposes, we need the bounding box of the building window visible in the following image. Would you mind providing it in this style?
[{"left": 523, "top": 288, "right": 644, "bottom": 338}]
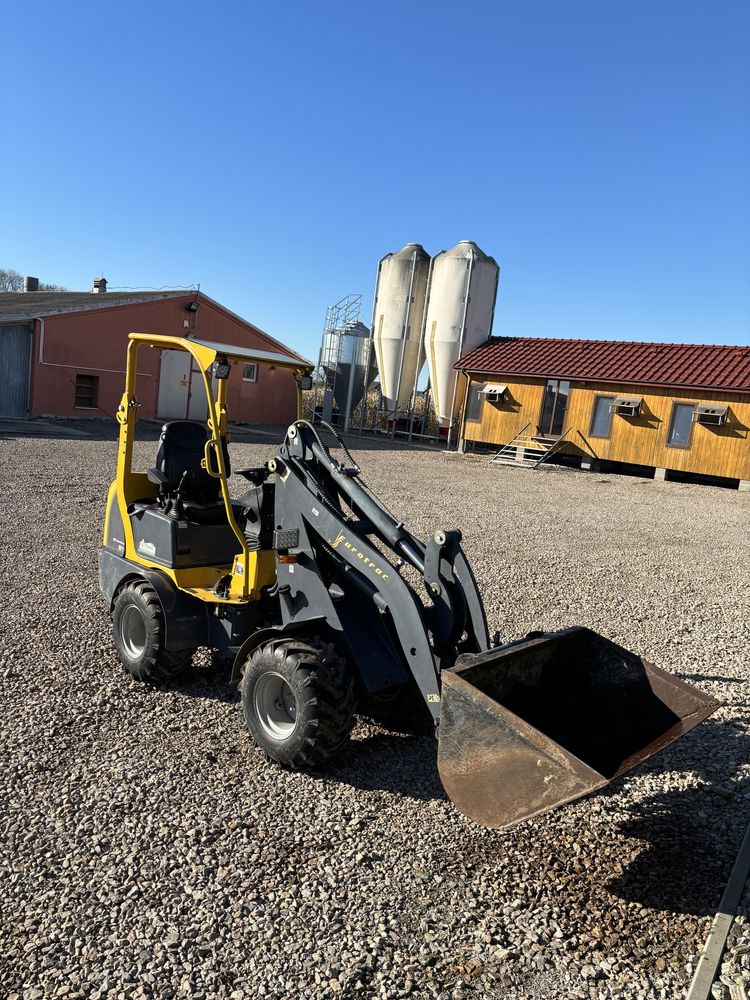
[
  {"left": 667, "top": 402, "right": 695, "bottom": 448},
  {"left": 243, "top": 363, "right": 257, "bottom": 383},
  {"left": 590, "top": 395, "right": 615, "bottom": 438},
  {"left": 539, "top": 379, "right": 570, "bottom": 436},
  {"left": 74, "top": 374, "right": 99, "bottom": 409},
  {"left": 466, "top": 383, "right": 486, "bottom": 422}
]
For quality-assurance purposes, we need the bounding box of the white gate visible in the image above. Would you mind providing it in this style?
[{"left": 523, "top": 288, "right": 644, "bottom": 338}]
[{"left": 157, "top": 349, "right": 208, "bottom": 421}]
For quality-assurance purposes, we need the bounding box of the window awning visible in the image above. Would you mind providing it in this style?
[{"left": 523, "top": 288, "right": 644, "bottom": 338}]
[
  {"left": 694, "top": 403, "right": 728, "bottom": 418},
  {"left": 480, "top": 384, "right": 508, "bottom": 396},
  {"left": 610, "top": 395, "right": 643, "bottom": 410}
]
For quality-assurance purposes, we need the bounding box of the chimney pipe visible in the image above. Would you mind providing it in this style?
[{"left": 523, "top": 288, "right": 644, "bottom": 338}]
[
  {"left": 24, "top": 276, "right": 39, "bottom": 292},
  {"left": 92, "top": 277, "right": 107, "bottom": 293}
]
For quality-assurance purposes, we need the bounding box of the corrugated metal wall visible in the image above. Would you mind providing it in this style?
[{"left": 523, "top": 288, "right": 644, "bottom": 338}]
[{"left": 0, "top": 322, "right": 33, "bottom": 418}]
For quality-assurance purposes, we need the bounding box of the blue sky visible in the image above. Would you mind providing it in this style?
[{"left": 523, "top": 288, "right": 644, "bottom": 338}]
[{"left": 2, "top": 1, "right": 748, "bottom": 359}]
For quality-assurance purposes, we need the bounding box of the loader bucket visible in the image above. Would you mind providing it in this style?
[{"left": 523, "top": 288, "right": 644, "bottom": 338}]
[{"left": 437, "top": 627, "right": 720, "bottom": 830}]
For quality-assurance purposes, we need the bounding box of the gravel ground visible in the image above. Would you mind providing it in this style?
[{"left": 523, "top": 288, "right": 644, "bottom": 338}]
[{"left": 1, "top": 421, "right": 749, "bottom": 1000}]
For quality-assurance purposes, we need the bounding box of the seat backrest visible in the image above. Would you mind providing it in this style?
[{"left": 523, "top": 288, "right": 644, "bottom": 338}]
[{"left": 155, "top": 421, "right": 230, "bottom": 503}]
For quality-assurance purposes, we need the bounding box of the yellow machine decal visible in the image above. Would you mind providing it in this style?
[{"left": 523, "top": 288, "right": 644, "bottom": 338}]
[{"left": 330, "top": 533, "right": 390, "bottom": 582}]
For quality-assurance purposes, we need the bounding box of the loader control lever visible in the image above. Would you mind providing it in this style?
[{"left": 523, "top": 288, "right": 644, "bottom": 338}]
[{"left": 165, "top": 470, "right": 193, "bottom": 519}]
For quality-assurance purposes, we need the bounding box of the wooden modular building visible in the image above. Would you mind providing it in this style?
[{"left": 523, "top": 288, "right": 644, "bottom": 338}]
[{"left": 453, "top": 337, "right": 750, "bottom": 489}]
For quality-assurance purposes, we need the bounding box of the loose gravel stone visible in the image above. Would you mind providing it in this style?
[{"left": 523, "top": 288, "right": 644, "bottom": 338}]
[{"left": 1, "top": 420, "right": 748, "bottom": 1000}]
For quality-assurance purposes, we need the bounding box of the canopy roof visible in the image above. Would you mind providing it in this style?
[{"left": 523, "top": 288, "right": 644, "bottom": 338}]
[{"left": 129, "top": 333, "right": 312, "bottom": 371}]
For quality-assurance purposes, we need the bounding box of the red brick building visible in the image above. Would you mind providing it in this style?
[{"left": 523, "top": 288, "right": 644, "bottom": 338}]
[{"left": 0, "top": 279, "right": 307, "bottom": 423}]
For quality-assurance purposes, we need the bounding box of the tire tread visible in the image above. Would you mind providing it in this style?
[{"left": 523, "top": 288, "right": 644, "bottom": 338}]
[
  {"left": 112, "top": 580, "right": 194, "bottom": 683},
  {"left": 241, "top": 635, "right": 355, "bottom": 769}
]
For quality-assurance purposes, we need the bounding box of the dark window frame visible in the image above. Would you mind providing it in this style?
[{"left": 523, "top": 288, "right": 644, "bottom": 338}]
[
  {"left": 666, "top": 401, "right": 696, "bottom": 449},
  {"left": 74, "top": 373, "right": 99, "bottom": 409},
  {"left": 539, "top": 379, "right": 571, "bottom": 436},
  {"left": 465, "top": 382, "right": 486, "bottom": 422},
  {"left": 589, "top": 394, "right": 616, "bottom": 439},
  {"left": 242, "top": 363, "right": 258, "bottom": 383}
]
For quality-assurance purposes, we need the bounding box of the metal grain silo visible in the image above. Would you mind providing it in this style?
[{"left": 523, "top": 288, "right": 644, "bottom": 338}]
[
  {"left": 372, "top": 243, "right": 430, "bottom": 419},
  {"left": 320, "top": 320, "right": 376, "bottom": 420},
  {"left": 423, "top": 241, "right": 499, "bottom": 428}
]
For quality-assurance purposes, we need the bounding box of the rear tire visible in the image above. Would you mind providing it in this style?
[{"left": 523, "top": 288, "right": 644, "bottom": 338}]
[
  {"left": 111, "top": 580, "right": 194, "bottom": 683},
  {"left": 240, "top": 636, "right": 356, "bottom": 769}
]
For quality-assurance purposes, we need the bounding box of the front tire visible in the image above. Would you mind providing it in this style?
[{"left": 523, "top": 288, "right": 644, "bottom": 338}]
[
  {"left": 240, "top": 636, "right": 356, "bottom": 769},
  {"left": 111, "top": 580, "right": 194, "bottom": 683}
]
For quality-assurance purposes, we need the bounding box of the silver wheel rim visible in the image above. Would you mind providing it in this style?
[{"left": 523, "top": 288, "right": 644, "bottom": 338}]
[
  {"left": 120, "top": 604, "right": 147, "bottom": 659},
  {"left": 253, "top": 671, "right": 297, "bottom": 741}
]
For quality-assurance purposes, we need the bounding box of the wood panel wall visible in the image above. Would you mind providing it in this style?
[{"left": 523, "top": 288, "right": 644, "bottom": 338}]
[{"left": 461, "top": 374, "right": 750, "bottom": 480}]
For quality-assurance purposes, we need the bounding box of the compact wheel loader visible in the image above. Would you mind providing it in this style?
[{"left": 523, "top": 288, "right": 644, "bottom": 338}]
[{"left": 99, "top": 333, "right": 719, "bottom": 829}]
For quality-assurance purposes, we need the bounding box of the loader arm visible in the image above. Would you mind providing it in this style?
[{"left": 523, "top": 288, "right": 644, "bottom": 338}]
[{"left": 270, "top": 421, "right": 490, "bottom": 718}]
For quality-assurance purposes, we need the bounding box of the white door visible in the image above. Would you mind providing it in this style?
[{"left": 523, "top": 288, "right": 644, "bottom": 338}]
[
  {"left": 157, "top": 349, "right": 191, "bottom": 420},
  {"left": 157, "top": 351, "right": 212, "bottom": 421},
  {"left": 187, "top": 360, "right": 208, "bottom": 421}
]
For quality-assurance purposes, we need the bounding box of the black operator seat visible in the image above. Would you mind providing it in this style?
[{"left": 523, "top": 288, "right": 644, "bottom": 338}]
[{"left": 149, "top": 420, "right": 231, "bottom": 522}]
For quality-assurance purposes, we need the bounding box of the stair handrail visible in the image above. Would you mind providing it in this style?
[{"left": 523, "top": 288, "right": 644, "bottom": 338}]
[
  {"left": 531, "top": 426, "right": 572, "bottom": 469},
  {"left": 491, "top": 422, "right": 531, "bottom": 462}
]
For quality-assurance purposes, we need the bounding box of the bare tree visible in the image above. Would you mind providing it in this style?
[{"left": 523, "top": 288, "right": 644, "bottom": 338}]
[
  {"left": 0, "top": 268, "right": 24, "bottom": 291},
  {"left": 0, "top": 268, "right": 68, "bottom": 291}
]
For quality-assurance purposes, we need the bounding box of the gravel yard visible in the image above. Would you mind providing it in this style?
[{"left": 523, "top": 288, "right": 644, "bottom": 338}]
[{"left": 1, "top": 421, "right": 749, "bottom": 1000}]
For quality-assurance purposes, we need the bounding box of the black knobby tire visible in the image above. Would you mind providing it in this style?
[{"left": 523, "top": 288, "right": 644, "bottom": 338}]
[
  {"left": 240, "top": 636, "right": 356, "bottom": 769},
  {"left": 111, "top": 580, "right": 195, "bottom": 683}
]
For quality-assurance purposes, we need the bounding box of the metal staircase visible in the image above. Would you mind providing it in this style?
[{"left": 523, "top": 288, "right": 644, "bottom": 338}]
[{"left": 491, "top": 426, "right": 571, "bottom": 469}]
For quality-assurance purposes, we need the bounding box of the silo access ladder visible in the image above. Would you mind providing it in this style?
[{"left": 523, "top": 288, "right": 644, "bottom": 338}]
[{"left": 491, "top": 425, "right": 572, "bottom": 469}]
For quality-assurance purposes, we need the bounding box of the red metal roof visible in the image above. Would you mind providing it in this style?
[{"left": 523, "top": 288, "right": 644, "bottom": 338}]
[{"left": 455, "top": 337, "right": 750, "bottom": 393}]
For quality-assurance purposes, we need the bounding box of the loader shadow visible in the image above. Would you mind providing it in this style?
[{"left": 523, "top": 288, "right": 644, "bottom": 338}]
[
  {"left": 174, "top": 667, "right": 241, "bottom": 704},
  {"left": 604, "top": 719, "right": 750, "bottom": 916},
  {"left": 173, "top": 668, "right": 447, "bottom": 802},
  {"left": 318, "top": 730, "right": 447, "bottom": 803},
  {"left": 174, "top": 668, "right": 750, "bottom": 907}
]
